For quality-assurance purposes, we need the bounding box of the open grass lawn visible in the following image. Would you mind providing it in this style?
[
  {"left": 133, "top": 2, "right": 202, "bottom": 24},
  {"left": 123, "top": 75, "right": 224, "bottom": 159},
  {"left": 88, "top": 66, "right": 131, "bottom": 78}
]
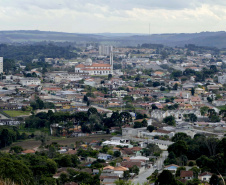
[
  {"left": 1, "top": 134, "right": 112, "bottom": 152},
  {"left": 18, "top": 127, "right": 49, "bottom": 135},
  {"left": 218, "top": 105, "right": 226, "bottom": 111},
  {"left": 108, "top": 107, "right": 145, "bottom": 111},
  {"left": 4, "top": 110, "right": 30, "bottom": 117}
]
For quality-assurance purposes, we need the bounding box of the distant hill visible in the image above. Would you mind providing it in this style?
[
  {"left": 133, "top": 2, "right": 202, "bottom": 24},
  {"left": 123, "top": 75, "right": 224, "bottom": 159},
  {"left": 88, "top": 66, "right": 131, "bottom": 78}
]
[{"left": 1, "top": 30, "right": 226, "bottom": 48}]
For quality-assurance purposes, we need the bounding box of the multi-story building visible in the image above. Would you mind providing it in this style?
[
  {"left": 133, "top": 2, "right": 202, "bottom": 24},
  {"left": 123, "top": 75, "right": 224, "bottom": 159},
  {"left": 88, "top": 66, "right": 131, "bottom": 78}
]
[
  {"left": 0, "top": 57, "right": 3, "bottom": 73},
  {"left": 20, "top": 78, "right": 41, "bottom": 86},
  {"left": 218, "top": 74, "right": 226, "bottom": 84},
  {"left": 99, "top": 45, "right": 113, "bottom": 56},
  {"left": 75, "top": 58, "right": 113, "bottom": 76}
]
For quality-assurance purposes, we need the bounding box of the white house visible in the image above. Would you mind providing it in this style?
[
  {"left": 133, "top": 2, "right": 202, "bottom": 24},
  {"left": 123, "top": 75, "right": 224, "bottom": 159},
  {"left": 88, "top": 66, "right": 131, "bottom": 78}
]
[
  {"left": 198, "top": 172, "right": 212, "bottom": 182},
  {"left": 112, "top": 90, "right": 128, "bottom": 97},
  {"left": 20, "top": 78, "right": 41, "bottom": 86}
]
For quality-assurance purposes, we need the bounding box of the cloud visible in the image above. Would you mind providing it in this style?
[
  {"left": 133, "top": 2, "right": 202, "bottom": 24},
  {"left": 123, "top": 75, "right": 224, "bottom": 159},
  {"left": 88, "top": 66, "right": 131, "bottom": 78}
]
[{"left": 0, "top": 0, "right": 226, "bottom": 33}]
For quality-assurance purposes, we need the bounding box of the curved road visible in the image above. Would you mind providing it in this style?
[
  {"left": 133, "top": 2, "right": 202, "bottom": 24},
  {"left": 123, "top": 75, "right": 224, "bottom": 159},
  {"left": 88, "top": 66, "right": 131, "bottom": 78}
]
[{"left": 132, "top": 151, "right": 168, "bottom": 185}]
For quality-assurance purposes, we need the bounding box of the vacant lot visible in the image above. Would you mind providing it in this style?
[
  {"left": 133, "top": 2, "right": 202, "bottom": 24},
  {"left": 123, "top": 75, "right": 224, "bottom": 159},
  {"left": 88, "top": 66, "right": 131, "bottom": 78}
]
[
  {"left": 1, "top": 134, "right": 112, "bottom": 152},
  {"left": 4, "top": 110, "right": 30, "bottom": 117}
]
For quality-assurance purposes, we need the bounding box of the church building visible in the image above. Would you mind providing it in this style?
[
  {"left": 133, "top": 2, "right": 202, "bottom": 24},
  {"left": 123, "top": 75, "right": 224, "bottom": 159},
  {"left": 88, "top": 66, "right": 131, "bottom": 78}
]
[{"left": 75, "top": 53, "right": 113, "bottom": 75}]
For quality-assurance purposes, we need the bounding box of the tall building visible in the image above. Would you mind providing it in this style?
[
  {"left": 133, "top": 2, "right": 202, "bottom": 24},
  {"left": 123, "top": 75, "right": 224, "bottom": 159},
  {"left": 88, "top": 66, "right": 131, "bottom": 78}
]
[
  {"left": 99, "top": 45, "right": 113, "bottom": 56},
  {"left": 218, "top": 74, "right": 226, "bottom": 84},
  {"left": 0, "top": 57, "right": 3, "bottom": 73}
]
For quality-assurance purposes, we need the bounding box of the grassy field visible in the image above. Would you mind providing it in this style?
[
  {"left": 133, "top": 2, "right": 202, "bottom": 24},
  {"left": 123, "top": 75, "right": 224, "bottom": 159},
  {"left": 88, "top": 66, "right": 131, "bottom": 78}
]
[
  {"left": 1, "top": 134, "right": 112, "bottom": 152},
  {"left": 108, "top": 107, "right": 144, "bottom": 111},
  {"left": 4, "top": 110, "right": 30, "bottom": 117},
  {"left": 217, "top": 105, "right": 226, "bottom": 111}
]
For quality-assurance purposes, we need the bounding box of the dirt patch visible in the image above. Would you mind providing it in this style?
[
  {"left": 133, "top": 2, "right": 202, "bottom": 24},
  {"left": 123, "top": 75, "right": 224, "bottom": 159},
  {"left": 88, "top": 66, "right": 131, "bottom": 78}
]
[{"left": 1, "top": 134, "right": 112, "bottom": 152}]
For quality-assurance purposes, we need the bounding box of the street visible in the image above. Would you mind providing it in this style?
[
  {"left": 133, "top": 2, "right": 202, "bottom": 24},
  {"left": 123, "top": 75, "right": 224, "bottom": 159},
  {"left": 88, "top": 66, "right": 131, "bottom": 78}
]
[{"left": 132, "top": 151, "right": 168, "bottom": 184}]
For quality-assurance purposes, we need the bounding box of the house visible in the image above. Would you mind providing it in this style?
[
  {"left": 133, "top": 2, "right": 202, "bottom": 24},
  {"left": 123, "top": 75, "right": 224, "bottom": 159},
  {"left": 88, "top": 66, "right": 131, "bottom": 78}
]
[
  {"left": 198, "top": 172, "right": 212, "bottom": 182},
  {"left": 212, "top": 99, "right": 226, "bottom": 106},
  {"left": 164, "top": 164, "right": 179, "bottom": 174},
  {"left": 113, "top": 166, "right": 129, "bottom": 178},
  {"left": 20, "top": 78, "right": 41, "bottom": 86},
  {"left": 112, "top": 90, "right": 128, "bottom": 97},
  {"left": 180, "top": 170, "right": 194, "bottom": 180},
  {"left": 218, "top": 74, "right": 226, "bottom": 84},
  {"left": 190, "top": 96, "right": 201, "bottom": 105},
  {"left": 195, "top": 88, "right": 205, "bottom": 95},
  {"left": 98, "top": 153, "right": 113, "bottom": 160},
  {"left": 120, "top": 161, "right": 145, "bottom": 173}
]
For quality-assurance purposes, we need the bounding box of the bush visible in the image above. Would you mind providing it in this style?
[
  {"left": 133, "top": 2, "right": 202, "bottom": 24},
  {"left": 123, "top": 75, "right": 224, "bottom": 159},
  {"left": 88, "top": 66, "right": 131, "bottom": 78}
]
[{"left": 188, "top": 161, "right": 195, "bottom": 166}]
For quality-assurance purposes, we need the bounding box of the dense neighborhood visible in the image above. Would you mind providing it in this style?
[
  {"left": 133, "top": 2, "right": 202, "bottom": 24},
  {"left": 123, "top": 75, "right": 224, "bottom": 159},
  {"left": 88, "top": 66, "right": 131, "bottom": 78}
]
[{"left": 0, "top": 43, "right": 226, "bottom": 185}]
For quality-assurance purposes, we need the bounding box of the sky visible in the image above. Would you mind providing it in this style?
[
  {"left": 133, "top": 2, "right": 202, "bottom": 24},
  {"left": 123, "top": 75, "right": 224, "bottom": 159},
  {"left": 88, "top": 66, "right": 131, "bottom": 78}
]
[{"left": 0, "top": 0, "right": 226, "bottom": 34}]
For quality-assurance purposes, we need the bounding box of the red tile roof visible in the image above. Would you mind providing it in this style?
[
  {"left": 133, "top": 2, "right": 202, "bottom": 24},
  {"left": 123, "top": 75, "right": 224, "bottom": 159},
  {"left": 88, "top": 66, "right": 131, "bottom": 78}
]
[{"left": 180, "top": 170, "right": 193, "bottom": 178}]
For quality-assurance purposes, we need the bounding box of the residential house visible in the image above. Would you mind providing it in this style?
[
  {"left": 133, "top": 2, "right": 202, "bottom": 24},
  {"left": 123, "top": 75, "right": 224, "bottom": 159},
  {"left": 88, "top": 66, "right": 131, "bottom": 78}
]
[
  {"left": 20, "top": 78, "right": 41, "bottom": 86},
  {"left": 98, "top": 153, "right": 113, "bottom": 160},
  {"left": 113, "top": 166, "right": 129, "bottom": 178},
  {"left": 180, "top": 170, "right": 194, "bottom": 180},
  {"left": 198, "top": 172, "right": 212, "bottom": 182},
  {"left": 164, "top": 164, "right": 179, "bottom": 174}
]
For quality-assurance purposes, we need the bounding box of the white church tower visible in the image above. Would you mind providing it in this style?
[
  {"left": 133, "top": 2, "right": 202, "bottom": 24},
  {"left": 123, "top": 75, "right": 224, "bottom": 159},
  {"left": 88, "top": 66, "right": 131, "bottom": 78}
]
[
  {"left": 0, "top": 57, "right": 3, "bottom": 73},
  {"left": 110, "top": 52, "right": 113, "bottom": 74}
]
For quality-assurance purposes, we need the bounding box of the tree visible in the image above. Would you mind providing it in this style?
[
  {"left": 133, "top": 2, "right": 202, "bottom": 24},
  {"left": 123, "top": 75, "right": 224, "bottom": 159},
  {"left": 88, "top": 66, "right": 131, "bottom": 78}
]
[
  {"left": 35, "top": 131, "right": 50, "bottom": 147},
  {"left": 173, "top": 83, "right": 178, "bottom": 90},
  {"left": 59, "top": 173, "right": 69, "bottom": 184},
  {"left": 155, "top": 170, "right": 177, "bottom": 185},
  {"left": 190, "top": 167, "right": 200, "bottom": 179},
  {"left": 204, "top": 137, "right": 219, "bottom": 156},
  {"left": 10, "top": 146, "right": 23, "bottom": 154},
  {"left": 151, "top": 104, "right": 158, "bottom": 110},
  {"left": 83, "top": 95, "right": 88, "bottom": 102},
  {"left": 200, "top": 106, "right": 209, "bottom": 117},
  {"left": 187, "top": 179, "right": 201, "bottom": 185},
  {"left": 0, "top": 157, "right": 34, "bottom": 185},
  {"left": 87, "top": 107, "right": 98, "bottom": 116},
  {"left": 207, "top": 97, "right": 213, "bottom": 103},
  {"left": 0, "top": 129, "right": 12, "bottom": 147},
  {"left": 142, "top": 144, "right": 161, "bottom": 157},
  {"left": 184, "top": 113, "right": 197, "bottom": 123},
  {"left": 114, "top": 151, "right": 121, "bottom": 157},
  {"left": 114, "top": 179, "right": 134, "bottom": 185},
  {"left": 147, "top": 169, "right": 158, "bottom": 183},
  {"left": 163, "top": 116, "right": 176, "bottom": 126},
  {"left": 134, "top": 122, "right": 143, "bottom": 128},
  {"left": 191, "top": 88, "right": 195, "bottom": 96},
  {"left": 172, "top": 133, "right": 191, "bottom": 143},
  {"left": 168, "top": 140, "right": 188, "bottom": 157},
  {"left": 108, "top": 74, "right": 113, "bottom": 80},
  {"left": 176, "top": 166, "right": 186, "bottom": 177},
  {"left": 129, "top": 165, "right": 139, "bottom": 175},
  {"left": 123, "top": 170, "right": 130, "bottom": 180},
  {"left": 153, "top": 82, "right": 160, "bottom": 87},
  {"left": 209, "top": 174, "right": 219, "bottom": 185},
  {"left": 147, "top": 125, "right": 155, "bottom": 132},
  {"left": 119, "top": 112, "right": 132, "bottom": 126}
]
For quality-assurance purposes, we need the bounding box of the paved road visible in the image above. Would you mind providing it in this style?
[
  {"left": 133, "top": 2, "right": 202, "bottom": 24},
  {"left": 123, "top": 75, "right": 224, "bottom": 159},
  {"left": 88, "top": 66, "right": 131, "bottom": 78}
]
[
  {"left": 132, "top": 151, "right": 168, "bottom": 184},
  {"left": 204, "top": 102, "right": 219, "bottom": 113}
]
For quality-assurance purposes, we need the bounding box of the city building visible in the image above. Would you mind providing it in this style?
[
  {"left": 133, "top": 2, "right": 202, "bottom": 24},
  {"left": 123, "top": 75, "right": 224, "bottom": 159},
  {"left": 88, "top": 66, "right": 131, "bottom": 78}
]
[
  {"left": 0, "top": 57, "right": 3, "bottom": 73},
  {"left": 218, "top": 74, "right": 226, "bottom": 84},
  {"left": 20, "top": 78, "right": 41, "bottom": 86},
  {"left": 75, "top": 58, "right": 113, "bottom": 75},
  {"left": 99, "top": 45, "right": 113, "bottom": 56}
]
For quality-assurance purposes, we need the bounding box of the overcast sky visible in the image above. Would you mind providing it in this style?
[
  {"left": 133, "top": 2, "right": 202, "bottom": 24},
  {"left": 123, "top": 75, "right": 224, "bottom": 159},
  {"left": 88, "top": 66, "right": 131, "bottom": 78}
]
[{"left": 0, "top": 0, "right": 225, "bottom": 34}]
